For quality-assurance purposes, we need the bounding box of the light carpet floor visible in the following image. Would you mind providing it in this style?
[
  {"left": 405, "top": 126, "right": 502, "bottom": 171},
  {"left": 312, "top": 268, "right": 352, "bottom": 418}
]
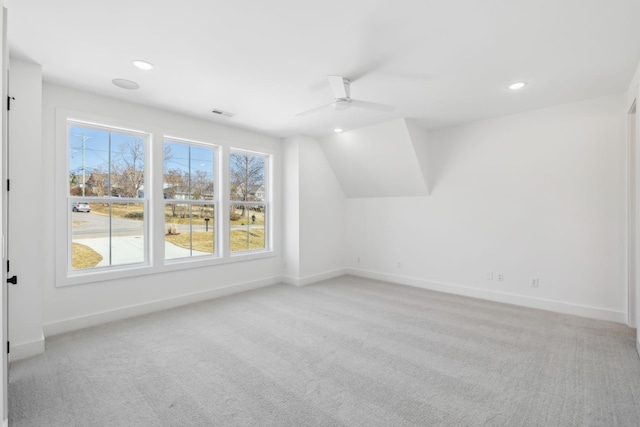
[{"left": 9, "top": 275, "right": 640, "bottom": 426}]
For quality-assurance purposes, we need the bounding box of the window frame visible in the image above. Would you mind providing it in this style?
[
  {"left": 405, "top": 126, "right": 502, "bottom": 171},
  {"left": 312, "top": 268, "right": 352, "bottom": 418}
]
[
  {"left": 163, "top": 136, "right": 220, "bottom": 263},
  {"left": 58, "top": 115, "right": 152, "bottom": 285},
  {"left": 55, "top": 109, "right": 277, "bottom": 288},
  {"left": 228, "top": 148, "right": 271, "bottom": 256}
]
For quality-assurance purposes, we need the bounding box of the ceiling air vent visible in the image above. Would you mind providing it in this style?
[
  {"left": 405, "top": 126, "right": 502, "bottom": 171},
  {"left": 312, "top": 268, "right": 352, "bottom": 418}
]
[{"left": 211, "top": 109, "right": 235, "bottom": 118}]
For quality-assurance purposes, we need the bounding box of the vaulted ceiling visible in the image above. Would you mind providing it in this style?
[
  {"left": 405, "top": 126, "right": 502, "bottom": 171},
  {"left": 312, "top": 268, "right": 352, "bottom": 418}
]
[{"left": 6, "top": 0, "right": 640, "bottom": 137}]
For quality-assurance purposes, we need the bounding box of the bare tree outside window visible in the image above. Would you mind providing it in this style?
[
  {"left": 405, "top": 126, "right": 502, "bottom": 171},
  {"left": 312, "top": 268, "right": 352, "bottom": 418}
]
[
  {"left": 230, "top": 152, "right": 265, "bottom": 218},
  {"left": 164, "top": 169, "right": 185, "bottom": 197},
  {"left": 86, "top": 168, "right": 108, "bottom": 197},
  {"left": 112, "top": 138, "right": 145, "bottom": 198},
  {"left": 229, "top": 150, "right": 267, "bottom": 252}
]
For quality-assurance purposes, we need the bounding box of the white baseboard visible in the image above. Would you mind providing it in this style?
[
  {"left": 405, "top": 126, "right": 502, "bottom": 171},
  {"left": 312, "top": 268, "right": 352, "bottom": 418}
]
[
  {"left": 281, "top": 268, "right": 347, "bottom": 287},
  {"left": 10, "top": 331, "right": 45, "bottom": 362},
  {"left": 347, "top": 268, "right": 627, "bottom": 324},
  {"left": 43, "top": 276, "right": 280, "bottom": 337}
]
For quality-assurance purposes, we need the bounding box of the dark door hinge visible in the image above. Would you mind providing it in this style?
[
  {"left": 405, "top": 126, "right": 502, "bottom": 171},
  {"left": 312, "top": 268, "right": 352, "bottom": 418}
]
[
  {"left": 7, "top": 96, "right": 14, "bottom": 111},
  {"left": 7, "top": 341, "right": 9, "bottom": 354},
  {"left": 7, "top": 275, "right": 17, "bottom": 285},
  {"left": 6, "top": 179, "right": 9, "bottom": 191}
]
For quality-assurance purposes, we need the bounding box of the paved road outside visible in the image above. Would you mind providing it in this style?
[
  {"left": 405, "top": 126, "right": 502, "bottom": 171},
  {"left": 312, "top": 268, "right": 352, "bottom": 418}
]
[
  {"left": 72, "top": 212, "right": 210, "bottom": 265},
  {"left": 72, "top": 211, "right": 143, "bottom": 238}
]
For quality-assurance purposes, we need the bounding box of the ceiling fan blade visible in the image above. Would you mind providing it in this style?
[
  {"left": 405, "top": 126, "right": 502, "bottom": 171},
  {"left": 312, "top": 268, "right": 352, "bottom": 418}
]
[
  {"left": 295, "top": 102, "right": 334, "bottom": 117},
  {"left": 328, "top": 75, "right": 348, "bottom": 99},
  {"left": 350, "top": 99, "right": 394, "bottom": 112}
]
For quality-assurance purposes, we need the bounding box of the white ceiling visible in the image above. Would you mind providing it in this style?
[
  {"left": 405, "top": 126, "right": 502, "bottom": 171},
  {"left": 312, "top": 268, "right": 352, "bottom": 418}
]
[{"left": 6, "top": 0, "right": 640, "bottom": 138}]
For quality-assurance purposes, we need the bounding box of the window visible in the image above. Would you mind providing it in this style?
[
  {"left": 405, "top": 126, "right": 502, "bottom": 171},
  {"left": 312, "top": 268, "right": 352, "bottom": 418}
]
[
  {"left": 163, "top": 139, "right": 217, "bottom": 260},
  {"left": 58, "top": 111, "right": 275, "bottom": 286},
  {"left": 229, "top": 150, "right": 269, "bottom": 253},
  {"left": 67, "top": 121, "right": 148, "bottom": 271}
]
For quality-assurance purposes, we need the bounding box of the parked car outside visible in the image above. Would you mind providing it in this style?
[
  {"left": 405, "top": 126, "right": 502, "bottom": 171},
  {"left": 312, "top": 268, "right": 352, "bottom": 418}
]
[{"left": 72, "top": 202, "right": 91, "bottom": 212}]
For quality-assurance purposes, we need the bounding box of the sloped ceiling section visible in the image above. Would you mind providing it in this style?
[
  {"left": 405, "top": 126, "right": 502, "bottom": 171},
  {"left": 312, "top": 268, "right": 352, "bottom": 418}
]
[{"left": 319, "top": 118, "right": 429, "bottom": 198}]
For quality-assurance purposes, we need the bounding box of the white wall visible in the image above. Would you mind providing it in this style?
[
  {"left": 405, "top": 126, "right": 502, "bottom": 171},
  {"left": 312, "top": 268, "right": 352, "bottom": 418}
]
[
  {"left": 283, "top": 137, "right": 300, "bottom": 279},
  {"left": 347, "top": 94, "right": 627, "bottom": 322},
  {"left": 7, "top": 58, "right": 44, "bottom": 360},
  {"left": 320, "top": 119, "right": 429, "bottom": 198},
  {"left": 298, "top": 135, "right": 346, "bottom": 280},
  {"left": 282, "top": 135, "right": 346, "bottom": 285},
  {"left": 31, "top": 83, "right": 283, "bottom": 342}
]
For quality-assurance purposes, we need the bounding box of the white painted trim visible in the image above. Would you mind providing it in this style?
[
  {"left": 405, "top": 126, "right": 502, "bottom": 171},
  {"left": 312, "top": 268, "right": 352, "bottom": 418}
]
[
  {"left": 281, "top": 268, "right": 347, "bottom": 287},
  {"left": 9, "top": 331, "right": 45, "bottom": 362},
  {"left": 347, "top": 268, "right": 627, "bottom": 324},
  {"left": 3, "top": 418, "right": 7, "bottom": 427},
  {"left": 43, "top": 276, "right": 280, "bottom": 337},
  {"left": 627, "top": 98, "right": 638, "bottom": 328}
]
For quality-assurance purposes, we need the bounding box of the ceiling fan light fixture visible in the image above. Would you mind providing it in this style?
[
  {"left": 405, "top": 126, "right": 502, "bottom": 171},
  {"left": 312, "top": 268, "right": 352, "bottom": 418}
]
[
  {"left": 295, "top": 75, "right": 394, "bottom": 117},
  {"left": 334, "top": 128, "right": 343, "bottom": 133},
  {"left": 508, "top": 81, "right": 527, "bottom": 90},
  {"left": 333, "top": 99, "right": 350, "bottom": 111}
]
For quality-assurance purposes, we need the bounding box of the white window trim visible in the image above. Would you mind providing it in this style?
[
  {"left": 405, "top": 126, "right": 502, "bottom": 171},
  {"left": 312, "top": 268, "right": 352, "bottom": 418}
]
[
  {"left": 65, "top": 119, "right": 151, "bottom": 273},
  {"left": 57, "top": 112, "right": 152, "bottom": 286},
  {"left": 55, "top": 109, "right": 276, "bottom": 288}
]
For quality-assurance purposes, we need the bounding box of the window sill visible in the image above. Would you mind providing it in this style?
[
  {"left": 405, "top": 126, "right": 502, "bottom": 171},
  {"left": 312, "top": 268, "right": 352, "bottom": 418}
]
[
  {"left": 59, "top": 263, "right": 153, "bottom": 288},
  {"left": 56, "top": 250, "right": 277, "bottom": 288}
]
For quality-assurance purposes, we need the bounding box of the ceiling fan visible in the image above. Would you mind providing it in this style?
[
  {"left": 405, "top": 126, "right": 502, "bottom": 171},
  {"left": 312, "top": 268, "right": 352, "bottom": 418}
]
[{"left": 295, "top": 75, "right": 394, "bottom": 117}]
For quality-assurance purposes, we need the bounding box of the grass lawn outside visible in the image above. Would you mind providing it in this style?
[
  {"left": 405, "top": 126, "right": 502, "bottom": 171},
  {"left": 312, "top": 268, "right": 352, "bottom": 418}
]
[
  {"left": 164, "top": 204, "right": 215, "bottom": 225},
  {"left": 165, "top": 231, "right": 215, "bottom": 253},
  {"left": 79, "top": 202, "right": 266, "bottom": 256},
  {"left": 72, "top": 243, "right": 103, "bottom": 269},
  {"left": 164, "top": 228, "right": 264, "bottom": 253},
  {"left": 230, "top": 228, "right": 265, "bottom": 252},
  {"left": 230, "top": 206, "right": 265, "bottom": 226},
  {"left": 91, "top": 203, "right": 144, "bottom": 220}
]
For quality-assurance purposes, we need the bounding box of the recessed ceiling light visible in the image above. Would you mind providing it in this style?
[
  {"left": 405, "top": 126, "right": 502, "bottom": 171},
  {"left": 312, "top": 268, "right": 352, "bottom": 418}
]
[
  {"left": 508, "top": 81, "right": 527, "bottom": 90},
  {"left": 132, "top": 60, "right": 155, "bottom": 70},
  {"left": 334, "top": 128, "right": 343, "bottom": 133},
  {"left": 112, "top": 79, "right": 140, "bottom": 90}
]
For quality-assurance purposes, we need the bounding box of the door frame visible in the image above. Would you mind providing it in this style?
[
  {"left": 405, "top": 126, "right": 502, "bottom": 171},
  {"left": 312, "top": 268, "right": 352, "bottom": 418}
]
[{"left": 0, "top": 6, "right": 8, "bottom": 425}]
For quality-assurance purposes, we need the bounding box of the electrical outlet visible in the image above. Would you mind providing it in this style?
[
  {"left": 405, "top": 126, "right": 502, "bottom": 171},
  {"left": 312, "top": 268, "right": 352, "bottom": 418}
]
[
  {"left": 487, "top": 272, "right": 494, "bottom": 280},
  {"left": 497, "top": 272, "right": 504, "bottom": 282},
  {"left": 357, "top": 256, "right": 360, "bottom": 263},
  {"left": 397, "top": 261, "right": 403, "bottom": 269},
  {"left": 530, "top": 277, "right": 539, "bottom": 288}
]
